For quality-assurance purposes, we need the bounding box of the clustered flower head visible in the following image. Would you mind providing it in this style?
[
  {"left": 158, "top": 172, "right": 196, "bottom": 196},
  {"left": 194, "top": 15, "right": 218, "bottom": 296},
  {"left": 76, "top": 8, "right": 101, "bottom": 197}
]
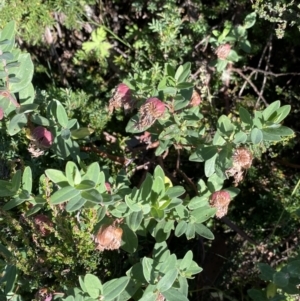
[
  {"left": 215, "top": 43, "right": 231, "bottom": 60},
  {"left": 0, "top": 107, "right": 4, "bottom": 120},
  {"left": 94, "top": 223, "right": 123, "bottom": 251},
  {"left": 136, "top": 97, "right": 166, "bottom": 130},
  {"left": 189, "top": 90, "right": 202, "bottom": 107},
  {"left": 226, "top": 147, "right": 253, "bottom": 186},
  {"left": 28, "top": 126, "right": 53, "bottom": 158},
  {"left": 33, "top": 214, "right": 54, "bottom": 237},
  {"left": 210, "top": 190, "right": 231, "bottom": 218},
  {"left": 108, "top": 83, "right": 133, "bottom": 114}
]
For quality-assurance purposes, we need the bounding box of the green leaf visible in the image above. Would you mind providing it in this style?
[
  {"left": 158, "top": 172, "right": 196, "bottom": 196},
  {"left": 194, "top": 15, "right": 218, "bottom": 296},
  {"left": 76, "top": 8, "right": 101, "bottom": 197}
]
[
  {"left": 4, "top": 265, "right": 17, "bottom": 294},
  {"left": 66, "top": 118, "right": 77, "bottom": 129},
  {"left": 50, "top": 186, "right": 80, "bottom": 205},
  {"left": 22, "top": 166, "right": 32, "bottom": 193},
  {"left": 185, "top": 223, "right": 195, "bottom": 239},
  {"left": 9, "top": 53, "right": 34, "bottom": 93},
  {"left": 65, "top": 195, "right": 86, "bottom": 212},
  {"left": 188, "top": 196, "right": 209, "bottom": 210},
  {"left": 61, "top": 128, "right": 71, "bottom": 140},
  {"left": 179, "top": 251, "right": 193, "bottom": 271},
  {"left": 162, "top": 288, "right": 189, "bottom": 301},
  {"left": 142, "top": 257, "right": 155, "bottom": 283},
  {"left": 207, "top": 173, "right": 224, "bottom": 192},
  {"left": 189, "top": 146, "right": 218, "bottom": 162},
  {"left": 247, "top": 289, "right": 268, "bottom": 301},
  {"left": 152, "top": 176, "right": 165, "bottom": 203},
  {"left": 1, "top": 21, "right": 16, "bottom": 52},
  {"left": 103, "top": 277, "right": 129, "bottom": 301},
  {"left": 263, "top": 126, "right": 294, "bottom": 137},
  {"left": 56, "top": 101, "right": 69, "bottom": 128},
  {"left": 16, "top": 103, "right": 38, "bottom": 114},
  {"left": 81, "top": 189, "right": 103, "bottom": 203},
  {"left": 176, "top": 82, "right": 194, "bottom": 89},
  {"left": 173, "top": 96, "right": 190, "bottom": 111},
  {"left": 139, "top": 292, "right": 157, "bottom": 301},
  {"left": 75, "top": 180, "right": 95, "bottom": 191},
  {"left": 258, "top": 263, "right": 275, "bottom": 281},
  {"left": 84, "top": 274, "right": 103, "bottom": 298},
  {"left": 273, "top": 272, "right": 289, "bottom": 288},
  {"left": 65, "top": 161, "right": 81, "bottom": 186},
  {"left": 250, "top": 128, "right": 263, "bottom": 144},
  {"left": 157, "top": 269, "right": 178, "bottom": 292},
  {"left": 0, "top": 52, "right": 14, "bottom": 60},
  {"left": 175, "top": 62, "right": 191, "bottom": 83},
  {"left": 121, "top": 224, "right": 138, "bottom": 253},
  {"left": 217, "top": 115, "right": 235, "bottom": 136},
  {"left": 25, "top": 203, "right": 44, "bottom": 216},
  {"left": 204, "top": 153, "right": 218, "bottom": 177},
  {"left": 140, "top": 173, "right": 153, "bottom": 202},
  {"left": 165, "top": 63, "right": 175, "bottom": 77},
  {"left": 239, "top": 107, "right": 252, "bottom": 125},
  {"left": 233, "top": 131, "right": 248, "bottom": 144},
  {"left": 0, "top": 243, "right": 12, "bottom": 258},
  {"left": 30, "top": 114, "right": 50, "bottom": 126},
  {"left": 273, "top": 105, "right": 291, "bottom": 123},
  {"left": 71, "top": 127, "right": 93, "bottom": 139},
  {"left": 243, "top": 12, "right": 256, "bottom": 28},
  {"left": 216, "top": 59, "right": 228, "bottom": 72},
  {"left": 263, "top": 101, "right": 280, "bottom": 121},
  {"left": 82, "top": 162, "right": 101, "bottom": 183},
  {"left": 11, "top": 169, "right": 21, "bottom": 192},
  {"left": 194, "top": 223, "right": 214, "bottom": 240},
  {"left": 19, "top": 83, "right": 34, "bottom": 104},
  {"left": 126, "top": 114, "right": 145, "bottom": 133},
  {"left": 126, "top": 210, "right": 143, "bottom": 231},
  {"left": 3, "top": 197, "right": 26, "bottom": 210},
  {"left": 191, "top": 207, "right": 217, "bottom": 223},
  {"left": 45, "top": 169, "right": 68, "bottom": 185},
  {"left": 175, "top": 221, "right": 188, "bottom": 237},
  {"left": 8, "top": 113, "right": 27, "bottom": 135},
  {"left": 165, "top": 186, "right": 185, "bottom": 199}
]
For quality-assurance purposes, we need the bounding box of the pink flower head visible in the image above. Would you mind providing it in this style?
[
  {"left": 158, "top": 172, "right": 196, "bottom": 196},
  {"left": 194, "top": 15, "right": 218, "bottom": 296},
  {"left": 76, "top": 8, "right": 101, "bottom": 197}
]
[
  {"left": 105, "top": 182, "right": 111, "bottom": 194},
  {"left": 226, "top": 148, "right": 253, "bottom": 186},
  {"left": 0, "top": 107, "right": 4, "bottom": 120},
  {"left": 210, "top": 190, "right": 231, "bottom": 218},
  {"left": 32, "top": 126, "right": 53, "bottom": 148},
  {"left": 136, "top": 97, "right": 166, "bottom": 130},
  {"left": 33, "top": 214, "right": 53, "bottom": 236},
  {"left": 189, "top": 90, "right": 202, "bottom": 107},
  {"left": 215, "top": 43, "right": 231, "bottom": 60},
  {"left": 109, "top": 83, "right": 133, "bottom": 114}
]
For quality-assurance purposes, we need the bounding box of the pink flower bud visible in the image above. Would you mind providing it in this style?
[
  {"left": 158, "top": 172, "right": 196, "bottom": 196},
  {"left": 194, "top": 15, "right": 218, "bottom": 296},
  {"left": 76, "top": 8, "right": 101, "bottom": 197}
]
[
  {"left": 94, "top": 224, "right": 123, "bottom": 251},
  {"left": 189, "top": 90, "right": 202, "bottom": 107},
  {"left": 33, "top": 214, "right": 53, "bottom": 236},
  {"left": 0, "top": 107, "right": 4, "bottom": 120},
  {"left": 109, "top": 83, "right": 132, "bottom": 114},
  {"left": 144, "top": 97, "right": 166, "bottom": 118},
  {"left": 105, "top": 182, "right": 111, "bottom": 194},
  {"left": 233, "top": 148, "right": 253, "bottom": 169},
  {"left": 210, "top": 190, "right": 231, "bottom": 218},
  {"left": 136, "top": 97, "right": 166, "bottom": 130},
  {"left": 215, "top": 44, "right": 231, "bottom": 60},
  {"left": 32, "top": 126, "right": 53, "bottom": 148}
]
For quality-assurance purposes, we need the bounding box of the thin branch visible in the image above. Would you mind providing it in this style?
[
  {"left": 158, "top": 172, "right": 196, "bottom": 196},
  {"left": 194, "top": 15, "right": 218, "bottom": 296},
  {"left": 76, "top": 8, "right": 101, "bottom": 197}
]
[
  {"left": 221, "top": 216, "right": 258, "bottom": 245},
  {"left": 256, "top": 35, "right": 273, "bottom": 108},
  {"left": 243, "top": 67, "right": 300, "bottom": 77},
  {"left": 232, "top": 67, "right": 268, "bottom": 107},
  {"left": 238, "top": 70, "right": 256, "bottom": 98}
]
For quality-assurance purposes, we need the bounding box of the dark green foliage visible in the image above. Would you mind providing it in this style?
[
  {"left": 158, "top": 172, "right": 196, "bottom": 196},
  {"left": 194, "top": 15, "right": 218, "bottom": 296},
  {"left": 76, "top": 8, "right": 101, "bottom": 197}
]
[{"left": 1, "top": 0, "right": 300, "bottom": 300}]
